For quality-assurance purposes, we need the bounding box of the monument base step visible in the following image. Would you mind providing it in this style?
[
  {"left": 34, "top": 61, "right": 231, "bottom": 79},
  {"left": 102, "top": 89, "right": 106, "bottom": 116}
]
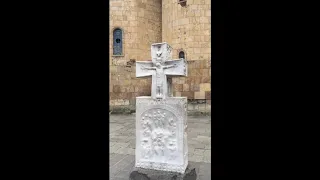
[{"left": 129, "top": 165, "right": 197, "bottom": 180}]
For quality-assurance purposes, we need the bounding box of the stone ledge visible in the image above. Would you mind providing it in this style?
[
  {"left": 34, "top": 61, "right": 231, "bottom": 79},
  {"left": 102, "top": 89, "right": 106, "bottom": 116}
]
[{"left": 129, "top": 165, "right": 197, "bottom": 180}]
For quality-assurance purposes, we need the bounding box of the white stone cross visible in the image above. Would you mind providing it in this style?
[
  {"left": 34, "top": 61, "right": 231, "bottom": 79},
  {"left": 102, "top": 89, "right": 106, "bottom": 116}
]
[{"left": 136, "top": 42, "right": 187, "bottom": 99}]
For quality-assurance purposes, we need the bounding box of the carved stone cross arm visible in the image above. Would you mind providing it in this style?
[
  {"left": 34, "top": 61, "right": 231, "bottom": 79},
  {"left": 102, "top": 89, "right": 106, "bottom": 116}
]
[
  {"left": 163, "top": 64, "right": 175, "bottom": 69},
  {"left": 136, "top": 61, "right": 155, "bottom": 78},
  {"left": 164, "top": 58, "right": 188, "bottom": 77}
]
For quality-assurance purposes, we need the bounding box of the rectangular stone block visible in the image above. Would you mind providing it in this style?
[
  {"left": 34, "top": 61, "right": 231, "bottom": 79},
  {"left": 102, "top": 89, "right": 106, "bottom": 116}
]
[
  {"left": 113, "top": 85, "right": 121, "bottom": 93},
  {"left": 181, "top": 92, "right": 194, "bottom": 99},
  {"left": 190, "top": 84, "right": 200, "bottom": 91},
  {"left": 110, "top": 84, "right": 113, "bottom": 92},
  {"left": 119, "top": 92, "right": 128, "bottom": 99},
  {"left": 120, "top": 86, "right": 126, "bottom": 93},
  {"left": 195, "top": 77, "right": 201, "bottom": 84},
  {"left": 111, "top": 75, "right": 117, "bottom": 80},
  {"left": 127, "top": 92, "right": 133, "bottom": 99},
  {"left": 173, "top": 84, "right": 183, "bottom": 92},
  {"left": 110, "top": 66, "right": 117, "bottom": 73},
  {"left": 194, "top": 91, "right": 205, "bottom": 99},
  {"left": 194, "top": 48, "right": 200, "bottom": 54},
  {"left": 201, "top": 76, "right": 210, "bottom": 83},
  {"left": 135, "top": 97, "right": 188, "bottom": 173},
  {"left": 200, "top": 83, "right": 211, "bottom": 91},
  {"left": 202, "top": 68, "right": 210, "bottom": 76},
  {"left": 183, "top": 84, "right": 189, "bottom": 92},
  {"left": 206, "top": 10, "right": 211, "bottom": 16},
  {"left": 110, "top": 92, "right": 117, "bottom": 100}
]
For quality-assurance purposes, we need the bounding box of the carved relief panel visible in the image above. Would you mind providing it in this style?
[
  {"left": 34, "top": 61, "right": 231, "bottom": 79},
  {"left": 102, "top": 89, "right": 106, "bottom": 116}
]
[
  {"left": 139, "top": 108, "right": 178, "bottom": 160},
  {"left": 135, "top": 97, "right": 188, "bottom": 173}
]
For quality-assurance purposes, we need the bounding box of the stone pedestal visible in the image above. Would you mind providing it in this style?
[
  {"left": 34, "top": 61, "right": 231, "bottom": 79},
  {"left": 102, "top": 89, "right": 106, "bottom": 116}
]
[
  {"left": 129, "top": 165, "right": 197, "bottom": 180},
  {"left": 135, "top": 97, "right": 188, "bottom": 173}
]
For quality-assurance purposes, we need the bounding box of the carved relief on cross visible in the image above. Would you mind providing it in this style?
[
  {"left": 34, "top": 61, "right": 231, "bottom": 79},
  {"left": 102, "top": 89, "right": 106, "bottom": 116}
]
[{"left": 136, "top": 42, "right": 188, "bottom": 99}]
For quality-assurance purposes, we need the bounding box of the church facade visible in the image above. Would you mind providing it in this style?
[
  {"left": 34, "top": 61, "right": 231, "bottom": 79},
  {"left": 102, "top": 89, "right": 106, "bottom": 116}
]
[{"left": 109, "top": 0, "right": 211, "bottom": 114}]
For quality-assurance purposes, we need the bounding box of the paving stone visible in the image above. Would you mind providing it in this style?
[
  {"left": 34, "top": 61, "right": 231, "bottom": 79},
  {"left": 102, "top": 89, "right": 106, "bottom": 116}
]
[
  {"left": 127, "top": 148, "right": 135, "bottom": 155},
  {"left": 188, "top": 131, "right": 199, "bottom": 138},
  {"left": 198, "top": 132, "right": 210, "bottom": 136},
  {"left": 203, "top": 150, "right": 211, "bottom": 163},
  {"left": 128, "top": 142, "right": 135, "bottom": 148},
  {"left": 204, "top": 144, "right": 211, "bottom": 150},
  {"left": 189, "top": 155, "right": 204, "bottom": 162},
  {"left": 124, "top": 159, "right": 135, "bottom": 170},
  {"left": 188, "top": 140, "right": 199, "bottom": 145},
  {"left": 110, "top": 166, "right": 121, "bottom": 177},
  {"left": 188, "top": 147, "right": 195, "bottom": 153},
  {"left": 203, "top": 150, "right": 210, "bottom": 156},
  {"left": 199, "top": 163, "right": 211, "bottom": 176},
  {"left": 188, "top": 161, "right": 200, "bottom": 172},
  {"left": 116, "top": 147, "right": 129, "bottom": 154},
  {"left": 110, "top": 146, "right": 121, "bottom": 153},
  {"left": 110, "top": 154, "right": 127, "bottom": 167},
  {"left": 194, "top": 143, "right": 205, "bottom": 149},
  {"left": 194, "top": 149, "right": 205, "bottom": 156},
  {"left": 112, "top": 177, "right": 128, "bottom": 180},
  {"left": 196, "top": 136, "right": 211, "bottom": 143},
  {"left": 188, "top": 152, "right": 194, "bottom": 158},
  {"left": 197, "top": 175, "right": 210, "bottom": 180},
  {"left": 110, "top": 153, "right": 121, "bottom": 161},
  {"left": 116, "top": 142, "right": 130, "bottom": 149},
  {"left": 110, "top": 142, "right": 116, "bottom": 147},
  {"left": 113, "top": 160, "right": 130, "bottom": 169}
]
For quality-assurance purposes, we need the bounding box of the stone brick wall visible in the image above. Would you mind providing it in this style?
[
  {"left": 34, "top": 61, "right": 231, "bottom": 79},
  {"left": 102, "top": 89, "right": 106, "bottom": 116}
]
[
  {"left": 110, "top": 0, "right": 211, "bottom": 114},
  {"left": 110, "top": 64, "right": 152, "bottom": 112},
  {"left": 110, "top": 0, "right": 140, "bottom": 66},
  {"left": 137, "top": 0, "right": 162, "bottom": 59},
  {"left": 162, "top": 0, "right": 211, "bottom": 113},
  {"left": 109, "top": 0, "right": 161, "bottom": 113}
]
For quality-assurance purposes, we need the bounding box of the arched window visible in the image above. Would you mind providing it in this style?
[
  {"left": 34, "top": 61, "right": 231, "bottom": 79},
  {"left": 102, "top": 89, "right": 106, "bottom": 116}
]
[
  {"left": 113, "top": 28, "right": 123, "bottom": 55},
  {"left": 179, "top": 51, "right": 185, "bottom": 59}
]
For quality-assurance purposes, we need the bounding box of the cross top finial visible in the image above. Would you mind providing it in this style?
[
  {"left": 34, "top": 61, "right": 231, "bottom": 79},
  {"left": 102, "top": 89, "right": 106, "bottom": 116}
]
[{"left": 151, "top": 42, "right": 172, "bottom": 64}]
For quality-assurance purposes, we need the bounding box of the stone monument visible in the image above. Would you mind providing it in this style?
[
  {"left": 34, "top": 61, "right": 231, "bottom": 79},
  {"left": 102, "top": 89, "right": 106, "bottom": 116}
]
[{"left": 130, "top": 43, "right": 196, "bottom": 180}]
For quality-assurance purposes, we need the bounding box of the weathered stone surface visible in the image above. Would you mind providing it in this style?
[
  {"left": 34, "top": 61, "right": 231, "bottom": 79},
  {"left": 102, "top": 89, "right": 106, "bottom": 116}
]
[
  {"left": 129, "top": 165, "right": 197, "bottom": 180},
  {"left": 135, "top": 43, "right": 189, "bottom": 173},
  {"left": 136, "top": 43, "right": 187, "bottom": 100},
  {"left": 135, "top": 97, "right": 188, "bottom": 173}
]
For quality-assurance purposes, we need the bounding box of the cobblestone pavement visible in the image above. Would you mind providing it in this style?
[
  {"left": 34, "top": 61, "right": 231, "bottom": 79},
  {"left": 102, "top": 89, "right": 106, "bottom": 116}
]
[{"left": 110, "top": 114, "right": 211, "bottom": 180}]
